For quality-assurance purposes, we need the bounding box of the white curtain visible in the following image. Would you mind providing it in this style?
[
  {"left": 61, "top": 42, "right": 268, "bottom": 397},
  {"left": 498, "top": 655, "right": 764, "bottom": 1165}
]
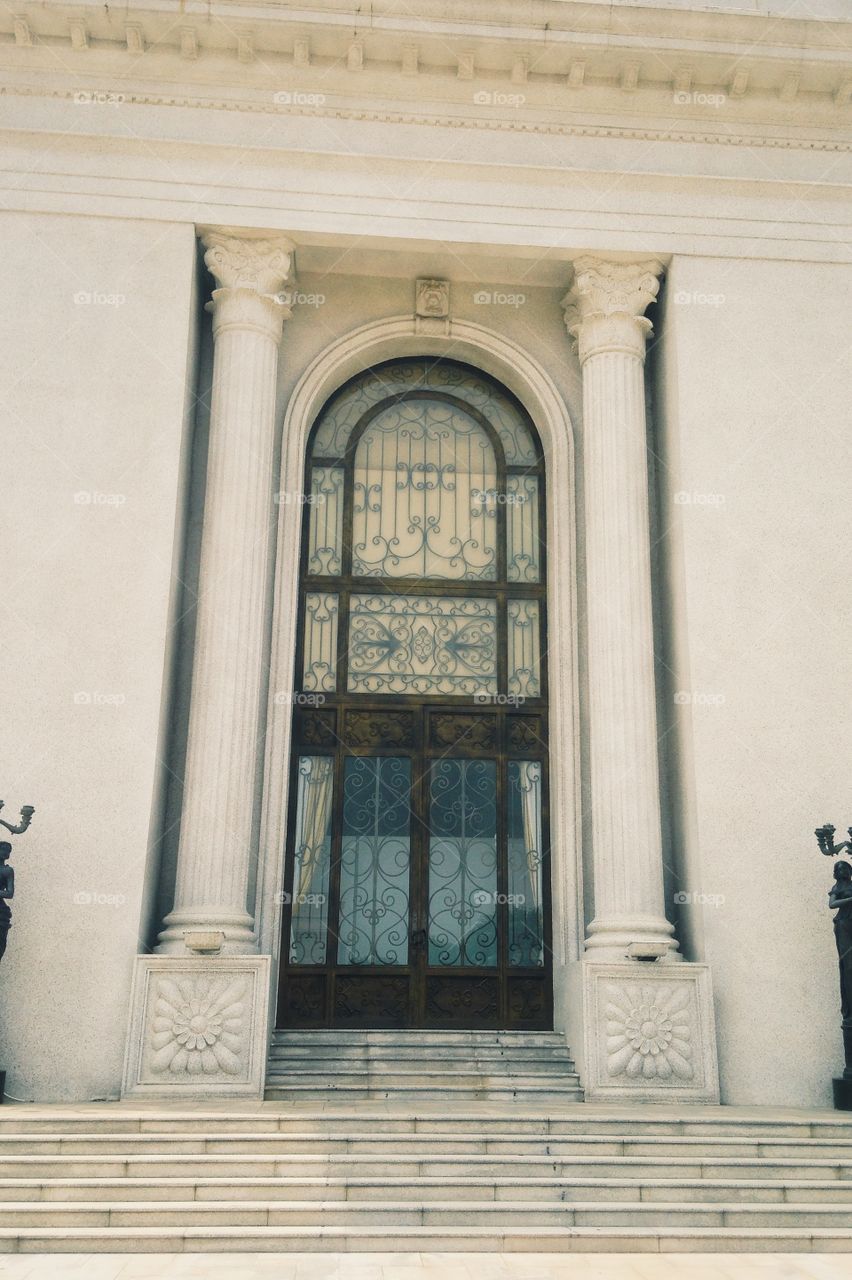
[
  {"left": 516, "top": 761, "right": 542, "bottom": 916},
  {"left": 293, "top": 756, "right": 335, "bottom": 900}
]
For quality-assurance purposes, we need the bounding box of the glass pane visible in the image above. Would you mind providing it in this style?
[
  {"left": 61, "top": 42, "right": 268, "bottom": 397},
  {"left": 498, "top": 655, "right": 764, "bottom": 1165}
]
[
  {"left": 302, "top": 592, "right": 338, "bottom": 692},
  {"left": 428, "top": 759, "right": 498, "bottom": 966},
  {"left": 352, "top": 399, "right": 498, "bottom": 580},
  {"left": 508, "top": 600, "right": 541, "bottom": 699},
  {"left": 311, "top": 360, "right": 537, "bottom": 466},
  {"left": 506, "top": 475, "right": 541, "bottom": 583},
  {"left": 338, "top": 757, "right": 412, "bottom": 966},
  {"left": 348, "top": 594, "right": 498, "bottom": 696},
  {"left": 288, "top": 756, "right": 334, "bottom": 964},
  {"left": 508, "top": 761, "right": 545, "bottom": 967},
  {"left": 306, "top": 467, "right": 344, "bottom": 575}
]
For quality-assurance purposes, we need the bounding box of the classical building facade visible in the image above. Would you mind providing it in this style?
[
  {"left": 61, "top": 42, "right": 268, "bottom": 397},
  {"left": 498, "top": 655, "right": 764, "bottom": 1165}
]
[{"left": 1, "top": 0, "right": 851, "bottom": 1113}]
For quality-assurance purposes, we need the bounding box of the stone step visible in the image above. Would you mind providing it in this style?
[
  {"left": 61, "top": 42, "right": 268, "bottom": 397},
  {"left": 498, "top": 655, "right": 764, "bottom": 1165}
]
[
  {"left": 6, "top": 1198, "right": 852, "bottom": 1229},
  {"left": 4, "top": 1154, "right": 852, "bottom": 1180},
  {"left": 265, "top": 1067, "right": 580, "bottom": 1084},
  {"left": 4, "top": 1175, "right": 852, "bottom": 1204},
  {"left": 270, "top": 1031, "right": 568, "bottom": 1047},
  {"left": 2, "top": 1224, "right": 852, "bottom": 1252},
  {"left": 263, "top": 1084, "right": 584, "bottom": 1102},
  {"left": 3, "top": 1109, "right": 852, "bottom": 1138},
  {"left": 4, "top": 1132, "right": 852, "bottom": 1157},
  {"left": 268, "top": 1051, "right": 576, "bottom": 1069}
]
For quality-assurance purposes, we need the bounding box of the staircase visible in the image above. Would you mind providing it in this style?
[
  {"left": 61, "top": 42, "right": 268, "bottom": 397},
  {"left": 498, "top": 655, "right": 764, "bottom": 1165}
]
[
  {"left": 2, "top": 1028, "right": 852, "bottom": 1253},
  {"left": 266, "top": 1029, "right": 584, "bottom": 1102}
]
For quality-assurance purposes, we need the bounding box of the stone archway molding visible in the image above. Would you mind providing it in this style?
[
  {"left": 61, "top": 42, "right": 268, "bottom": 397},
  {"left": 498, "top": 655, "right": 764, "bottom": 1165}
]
[{"left": 255, "top": 315, "right": 585, "bottom": 1042}]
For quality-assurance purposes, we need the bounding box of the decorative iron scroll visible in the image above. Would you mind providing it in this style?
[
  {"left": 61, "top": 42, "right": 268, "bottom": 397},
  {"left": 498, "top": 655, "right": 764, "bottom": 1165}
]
[
  {"left": 344, "top": 709, "right": 416, "bottom": 749},
  {"left": 347, "top": 594, "right": 498, "bottom": 696},
  {"left": 312, "top": 359, "right": 538, "bottom": 465},
  {"left": 430, "top": 712, "right": 497, "bottom": 752},
  {"left": 428, "top": 759, "right": 498, "bottom": 967},
  {"left": 338, "top": 757, "right": 412, "bottom": 966},
  {"left": 352, "top": 399, "right": 498, "bottom": 581}
]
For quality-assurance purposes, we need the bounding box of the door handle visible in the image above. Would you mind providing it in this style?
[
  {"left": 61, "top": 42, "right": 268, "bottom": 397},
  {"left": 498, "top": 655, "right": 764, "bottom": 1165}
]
[{"left": 410, "top": 928, "right": 427, "bottom": 953}]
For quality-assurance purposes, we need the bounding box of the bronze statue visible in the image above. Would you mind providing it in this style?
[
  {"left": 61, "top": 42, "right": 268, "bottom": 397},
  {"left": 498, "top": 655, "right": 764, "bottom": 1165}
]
[
  {"left": 0, "top": 843, "right": 11, "bottom": 965},
  {"left": 830, "top": 861, "right": 852, "bottom": 1042},
  {"left": 816, "top": 824, "right": 852, "bottom": 1107},
  {"left": 0, "top": 803, "right": 34, "bottom": 966}
]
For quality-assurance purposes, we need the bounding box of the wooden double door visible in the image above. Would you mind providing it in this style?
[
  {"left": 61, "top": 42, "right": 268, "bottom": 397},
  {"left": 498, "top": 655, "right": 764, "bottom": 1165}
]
[{"left": 276, "top": 701, "right": 552, "bottom": 1030}]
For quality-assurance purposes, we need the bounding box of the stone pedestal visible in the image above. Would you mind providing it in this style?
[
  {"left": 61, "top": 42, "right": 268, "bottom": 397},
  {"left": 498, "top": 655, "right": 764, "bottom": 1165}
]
[
  {"left": 567, "top": 961, "right": 719, "bottom": 1103},
  {"left": 122, "top": 956, "right": 270, "bottom": 1099}
]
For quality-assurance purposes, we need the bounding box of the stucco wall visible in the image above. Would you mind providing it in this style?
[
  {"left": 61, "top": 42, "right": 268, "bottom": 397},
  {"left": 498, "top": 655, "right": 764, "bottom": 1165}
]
[
  {"left": 0, "top": 212, "right": 197, "bottom": 1100},
  {"left": 655, "top": 254, "right": 852, "bottom": 1107}
]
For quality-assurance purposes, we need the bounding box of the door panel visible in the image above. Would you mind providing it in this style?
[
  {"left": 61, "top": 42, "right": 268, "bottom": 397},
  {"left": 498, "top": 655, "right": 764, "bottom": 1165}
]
[{"left": 277, "top": 706, "right": 552, "bottom": 1030}]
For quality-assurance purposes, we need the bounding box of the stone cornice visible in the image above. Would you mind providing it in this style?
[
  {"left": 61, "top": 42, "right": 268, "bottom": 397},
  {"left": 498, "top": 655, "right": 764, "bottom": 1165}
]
[
  {"left": 1, "top": 82, "right": 850, "bottom": 153},
  {"left": 2, "top": 0, "right": 852, "bottom": 136}
]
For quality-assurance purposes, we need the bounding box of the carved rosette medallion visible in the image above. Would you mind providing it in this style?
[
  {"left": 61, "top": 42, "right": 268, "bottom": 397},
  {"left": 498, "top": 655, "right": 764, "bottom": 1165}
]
[
  {"left": 562, "top": 257, "right": 663, "bottom": 363},
  {"left": 604, "top": 981, "right": 693, "bottom": 1082},
  {"left": 150, "top": 974, "right": 247, "bottom": 1077}
]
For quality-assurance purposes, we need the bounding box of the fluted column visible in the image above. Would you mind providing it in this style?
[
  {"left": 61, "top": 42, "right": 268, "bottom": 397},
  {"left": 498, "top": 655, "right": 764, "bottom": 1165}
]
[
  {"left": 158, "top": 233, "right": 294, "bottom": 954},
  {"left": 563, "top": 257, "right": 679, "bottom": 962}
]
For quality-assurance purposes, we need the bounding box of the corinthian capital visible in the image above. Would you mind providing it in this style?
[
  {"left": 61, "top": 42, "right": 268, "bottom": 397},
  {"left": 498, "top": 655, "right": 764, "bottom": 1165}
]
[
  {"left": 202, "top": 232, "right": 296, "bottom": 339},
  {"left": 562, "top": 257, "right": 664, "bottom": 364}
]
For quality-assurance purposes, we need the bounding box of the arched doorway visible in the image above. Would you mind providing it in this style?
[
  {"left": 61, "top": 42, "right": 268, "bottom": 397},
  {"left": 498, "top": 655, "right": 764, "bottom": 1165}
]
[{"left": 276, "top": 357, "right": 552, "bottom": 1029}]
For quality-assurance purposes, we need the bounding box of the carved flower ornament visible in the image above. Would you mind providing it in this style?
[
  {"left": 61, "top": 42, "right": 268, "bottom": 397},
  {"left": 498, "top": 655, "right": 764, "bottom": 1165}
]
[
  {"left": 150, "top": 976, "right": 246, "bottom": 1076},
  {"left": 604, "top": 982, "right": 693, "bottom": 1082}
]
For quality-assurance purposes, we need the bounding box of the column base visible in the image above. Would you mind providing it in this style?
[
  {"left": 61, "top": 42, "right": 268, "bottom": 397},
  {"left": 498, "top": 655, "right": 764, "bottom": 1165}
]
[
  {"left": 566, "top": 959, "right": 719, "bottom": 1104},
  {"left": 583, "top": 915, "right": 681, "bottom": 964},
  {"left": 156, "top": 908, "right": 258, "bottom": 955},
  {"left": 122, "top": 955, "right": 270, "bottom": 1099}
]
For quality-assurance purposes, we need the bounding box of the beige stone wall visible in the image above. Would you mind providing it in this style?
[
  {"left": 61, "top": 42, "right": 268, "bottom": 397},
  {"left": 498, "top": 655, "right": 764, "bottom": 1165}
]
[
  {"left": 0, "top": 213, "right": 198, "bottom": 1100},
  {"left": 655, "top": 254, "right": 852, "bottom": 1106}
]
